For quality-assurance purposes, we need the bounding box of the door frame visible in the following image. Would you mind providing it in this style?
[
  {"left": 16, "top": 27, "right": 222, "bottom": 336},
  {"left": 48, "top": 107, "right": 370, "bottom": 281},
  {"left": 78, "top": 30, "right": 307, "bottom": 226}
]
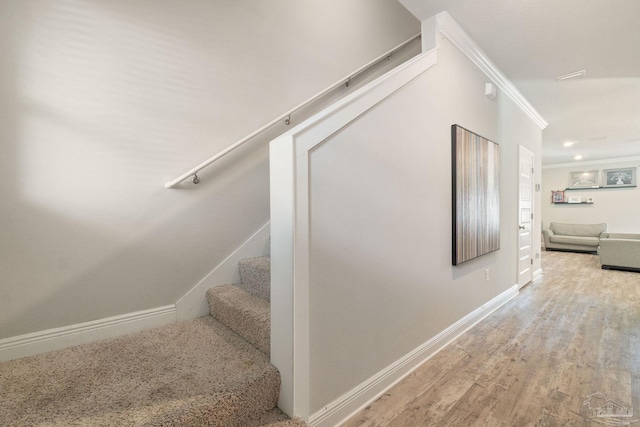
[{"left": 517, "top": 145, "right": 535, "bottom": 288}]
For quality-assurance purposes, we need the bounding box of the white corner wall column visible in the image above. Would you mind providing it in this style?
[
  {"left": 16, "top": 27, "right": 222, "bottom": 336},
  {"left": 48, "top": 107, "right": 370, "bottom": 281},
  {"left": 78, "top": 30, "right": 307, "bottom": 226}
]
[{"left": 270, "top": 49, "right": 438, "bottom": 421}]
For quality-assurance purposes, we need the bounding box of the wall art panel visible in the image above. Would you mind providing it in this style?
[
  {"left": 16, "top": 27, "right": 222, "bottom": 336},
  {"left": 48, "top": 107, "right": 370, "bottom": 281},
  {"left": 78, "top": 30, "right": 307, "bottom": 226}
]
[{"left": 451, "top": 124, "right": 500, "bottom": 265}]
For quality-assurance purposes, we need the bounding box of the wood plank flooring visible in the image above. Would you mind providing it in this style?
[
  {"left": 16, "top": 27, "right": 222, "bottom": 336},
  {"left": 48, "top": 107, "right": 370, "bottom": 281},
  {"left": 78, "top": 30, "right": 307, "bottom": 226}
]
[{"left": 341, "top": 251, "right": 640, "bottom": 426}]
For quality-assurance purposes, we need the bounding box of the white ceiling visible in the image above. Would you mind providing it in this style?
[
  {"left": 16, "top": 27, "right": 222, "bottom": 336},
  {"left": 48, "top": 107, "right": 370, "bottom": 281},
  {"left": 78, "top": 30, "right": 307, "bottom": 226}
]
[{"left": 399, "top": 0, "right": 640, "bottom": 166}]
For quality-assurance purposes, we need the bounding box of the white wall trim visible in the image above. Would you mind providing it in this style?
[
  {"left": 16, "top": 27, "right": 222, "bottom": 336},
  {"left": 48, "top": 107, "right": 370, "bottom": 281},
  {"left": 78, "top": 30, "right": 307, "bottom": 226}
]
[
  {"left": 435, "top": 12, "right": 548, "bottom": 130},
  {"left": 542, "top": 156, "right": 640, "bottom": 169},
  {"left": 0, "top": 222, "right": 271, "bottom": 363},
  {"left": 176, "top": 221, "right": 271, "bottom": 321},
  {"left": 533, "top": 268, "right": 543, "bottom": 282},
  {"left": 308, "top": 285, "right": 519, "bottom": 427},
  {"left": 0, "top": 305, "right": 176, "bottom": 363},
  {"left": 270, "top": 48, "right": 439, "bottom": 420}
]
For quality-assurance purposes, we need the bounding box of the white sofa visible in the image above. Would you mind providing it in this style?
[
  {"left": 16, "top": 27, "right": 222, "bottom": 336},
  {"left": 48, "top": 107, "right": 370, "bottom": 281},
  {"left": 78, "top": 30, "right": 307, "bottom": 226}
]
[
  {"left": 599, "top": 233, "right": 640, "bottom": 272},
  {"left": 542, "top": 222, "right": 607, "bottom": 253}
]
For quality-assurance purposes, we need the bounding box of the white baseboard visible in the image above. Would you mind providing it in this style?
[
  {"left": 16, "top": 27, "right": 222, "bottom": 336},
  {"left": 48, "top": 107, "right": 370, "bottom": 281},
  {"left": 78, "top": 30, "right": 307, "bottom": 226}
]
[
  {"left": 0, "top": 222, "right": 271, "bottom": 363},
  {"left": 0, "top": 305, "right": 176, "bottom": 363},
  {"left": 175, "top": 221, "right": 271, "bottom": 321},
  {"left": 309, "top": 284, "right": 519, "bottom": 427},
  {"left": 533, "top": 268, "right": 543, "bottom": 282}
]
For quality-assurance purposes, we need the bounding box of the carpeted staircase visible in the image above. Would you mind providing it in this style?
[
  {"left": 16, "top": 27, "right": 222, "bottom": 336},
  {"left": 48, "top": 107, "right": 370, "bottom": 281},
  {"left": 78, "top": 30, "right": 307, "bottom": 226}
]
[
  {"left": 0, "top": 244, "right": 305, "bottom": 427},
  {"left": 206, "top": 257, "right": 272, "bottom": 356}
]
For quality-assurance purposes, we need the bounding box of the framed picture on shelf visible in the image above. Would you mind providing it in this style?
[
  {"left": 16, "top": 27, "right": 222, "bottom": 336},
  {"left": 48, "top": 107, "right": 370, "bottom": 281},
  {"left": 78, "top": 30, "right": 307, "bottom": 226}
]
[
  {"left": 568, "top": 170, "right": 599, "bottom": 189},
  {"left": 567, "top": 196, "right": 581, "bottom": 203},
  {"left": 602, "top": 167, "right": 636, "bottom": 188},
  {"left": 552, "top": 190, "right": 564, "bottom": 203}
]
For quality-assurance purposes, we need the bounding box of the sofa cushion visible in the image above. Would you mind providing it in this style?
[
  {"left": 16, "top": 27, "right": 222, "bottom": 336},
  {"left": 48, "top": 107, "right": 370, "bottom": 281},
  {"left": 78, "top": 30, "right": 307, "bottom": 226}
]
[
  {"left": 599, "top": 238, "right": 640, "bottom": 270},
  {"left": 549, "top": 235, "right": 600, "bottom": 246},
  {"left": 549, "top": 222, "right": 607, "bottom": 237}
]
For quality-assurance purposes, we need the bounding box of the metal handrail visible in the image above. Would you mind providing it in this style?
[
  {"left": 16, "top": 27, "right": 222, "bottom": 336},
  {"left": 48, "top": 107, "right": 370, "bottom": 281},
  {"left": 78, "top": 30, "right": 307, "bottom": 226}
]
[{"left": 165, "top": 33, "right": 421, "bottom": 188}]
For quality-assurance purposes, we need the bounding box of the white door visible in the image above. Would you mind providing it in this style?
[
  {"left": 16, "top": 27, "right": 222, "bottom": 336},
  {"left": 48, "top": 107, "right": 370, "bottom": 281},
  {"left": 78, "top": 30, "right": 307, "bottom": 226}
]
[{"left": 518, "top": 146, "right": 534, "bottom": 288}]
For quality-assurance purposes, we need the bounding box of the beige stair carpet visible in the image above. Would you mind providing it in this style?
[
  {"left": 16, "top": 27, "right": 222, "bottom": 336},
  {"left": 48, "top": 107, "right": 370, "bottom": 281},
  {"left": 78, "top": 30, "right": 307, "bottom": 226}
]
[
  {"left": 237, "top": 257, "right": 271, "bottom": 301},
  {"left": 0, "top": 316, "right": 280, "bottom": 426},
  {"left": 249, "top": 408, "right": 308, "bottom": 426},
  {"left": 207, "top": 284, "right": 270, "bottom": 355}
]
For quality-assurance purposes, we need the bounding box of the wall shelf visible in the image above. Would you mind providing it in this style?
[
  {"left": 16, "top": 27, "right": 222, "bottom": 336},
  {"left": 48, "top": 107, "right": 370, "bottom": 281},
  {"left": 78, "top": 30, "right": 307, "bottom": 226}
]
[
  {"left": 552, "top": 202, "right": 594, "bottom": 205},
  {"left": 565, "top": 186, "right": 637, "bottom": 191}
]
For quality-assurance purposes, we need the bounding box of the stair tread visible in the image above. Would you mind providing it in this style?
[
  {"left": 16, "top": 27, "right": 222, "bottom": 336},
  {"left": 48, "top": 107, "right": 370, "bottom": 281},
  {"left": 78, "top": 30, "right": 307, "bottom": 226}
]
[
  {"left": 0, "top": 316, "right": 280, "bottom": 427},
  {"left": 248, "top": 407, "right": 307, "bottom": 426},
  {"left": 207, "top": 284, "right": 270, "bottom": 355}
]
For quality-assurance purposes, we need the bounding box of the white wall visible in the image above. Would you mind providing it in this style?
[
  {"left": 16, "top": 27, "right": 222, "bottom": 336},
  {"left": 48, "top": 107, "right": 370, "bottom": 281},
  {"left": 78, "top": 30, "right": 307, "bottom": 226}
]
[
  {"left": 542, "top": 161, "right": 640, "bottom": 233},
  {"left": 306, "top": 35, "right": 542, "bottom": 414},
  {"left": 499, "top": 91, "right": 544, "bottom": 273},
  {"left": 0, "top": 0, "right": 420, "bottom": 339},
  {"left": 268, "top": 19, "right": 543, "bottom": 415}
]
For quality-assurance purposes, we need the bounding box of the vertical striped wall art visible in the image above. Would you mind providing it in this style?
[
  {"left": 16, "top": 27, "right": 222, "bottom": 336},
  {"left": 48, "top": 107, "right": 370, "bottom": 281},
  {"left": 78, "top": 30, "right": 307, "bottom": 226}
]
[{"left": 451, "top": 124, "right": 500, "bottom": 265}]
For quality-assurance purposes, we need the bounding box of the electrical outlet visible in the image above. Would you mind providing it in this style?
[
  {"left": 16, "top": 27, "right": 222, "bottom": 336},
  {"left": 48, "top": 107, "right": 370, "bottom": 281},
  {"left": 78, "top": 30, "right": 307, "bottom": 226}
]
[{"left": 485, "top": 268, "right": 490, "bottom": 282}]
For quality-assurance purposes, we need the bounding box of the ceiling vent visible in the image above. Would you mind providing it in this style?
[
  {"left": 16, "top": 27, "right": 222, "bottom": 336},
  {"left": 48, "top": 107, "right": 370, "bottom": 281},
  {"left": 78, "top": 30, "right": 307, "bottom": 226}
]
[{"left": 556, "top": 69, "right": 587, "bottom": 81}]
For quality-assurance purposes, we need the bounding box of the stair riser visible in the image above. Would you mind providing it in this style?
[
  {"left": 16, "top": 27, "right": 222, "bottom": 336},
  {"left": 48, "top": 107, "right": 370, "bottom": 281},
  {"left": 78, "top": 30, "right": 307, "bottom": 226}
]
[
  {"left": 207, "top": 286, "right": 270, "bottom": 355},
  {"left": 238, "top": 257, "right": 271, "bottom": 301}
]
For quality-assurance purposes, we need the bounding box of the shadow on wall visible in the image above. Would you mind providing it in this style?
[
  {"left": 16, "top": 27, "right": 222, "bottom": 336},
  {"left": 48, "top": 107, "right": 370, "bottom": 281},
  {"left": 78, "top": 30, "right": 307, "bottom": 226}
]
[
  {"left": 0, "top": 0, "right": 420, "bottom": 340},
  {"left": 0, "top": 153, "right": 269, "bottom": 339},
  {"left": 0, "top": 1, "right": 21, "bottom": 335},
  {"left": 0, "top": 1, "right": 271, "bottom": 339}
]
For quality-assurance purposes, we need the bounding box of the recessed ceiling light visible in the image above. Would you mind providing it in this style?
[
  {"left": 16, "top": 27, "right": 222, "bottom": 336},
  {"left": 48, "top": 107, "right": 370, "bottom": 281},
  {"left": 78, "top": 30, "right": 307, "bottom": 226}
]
[
  {"left": 556, "top": 69, "right": 587, "bottom": 81},
  {"left": 563, "top": 141, "right": 575, "bottom": 147},
  {"left": 574, "top": 155, "right": 583, "bottom": 160}
]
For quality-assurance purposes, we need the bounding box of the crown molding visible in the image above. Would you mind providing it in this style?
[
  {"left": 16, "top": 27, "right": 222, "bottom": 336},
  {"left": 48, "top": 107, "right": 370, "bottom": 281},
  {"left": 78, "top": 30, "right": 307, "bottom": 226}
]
[
  {"left": 435, "top": 12, "right": 548, "bottom": 130},
  {"left": 542, "top": 156, "right": 640, "bottom": 169}
]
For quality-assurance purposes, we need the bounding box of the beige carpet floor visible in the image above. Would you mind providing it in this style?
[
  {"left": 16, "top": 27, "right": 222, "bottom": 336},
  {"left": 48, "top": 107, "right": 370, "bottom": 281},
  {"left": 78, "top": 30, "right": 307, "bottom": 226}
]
[{"left": 0, "top": 316, "right": 282, "bottom": 426}]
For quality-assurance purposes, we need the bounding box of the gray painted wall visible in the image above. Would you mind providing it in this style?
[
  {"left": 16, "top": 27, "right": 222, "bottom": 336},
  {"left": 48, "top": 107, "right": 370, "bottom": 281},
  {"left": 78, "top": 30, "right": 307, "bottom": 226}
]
[
  {"left": 542, "top": 161, "right": 640, "bottom": 233},
  {"left": 306, "top": 37, "right": 542, "bottom": 412},
  {"left": 0, "top": 0, "right": 420, "bottom": 339}
]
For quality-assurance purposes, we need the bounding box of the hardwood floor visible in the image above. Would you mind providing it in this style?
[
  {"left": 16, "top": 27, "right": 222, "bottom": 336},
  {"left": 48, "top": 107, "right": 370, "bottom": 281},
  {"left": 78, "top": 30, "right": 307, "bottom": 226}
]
[{"left": 341, "top": 251, "right": 640, "bottom": 426}]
